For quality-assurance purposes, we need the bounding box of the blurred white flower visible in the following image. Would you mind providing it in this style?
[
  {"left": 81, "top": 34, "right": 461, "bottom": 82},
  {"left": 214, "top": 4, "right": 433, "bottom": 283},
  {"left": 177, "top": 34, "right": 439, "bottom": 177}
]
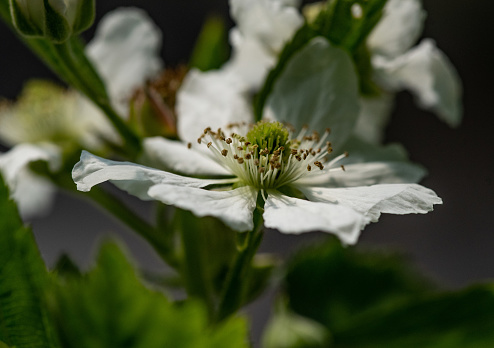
[
  {"left": 73, "top": 39, "right": 440, "bottom": 244},
  {"left": 225, "top": 0, "right": 303, "bottom": 90},
  {"left": 0, "top": 7, "right": 163, "bottom": 218},
  {"left": 357, "top": 0, "right": 463, "bottom": 143}
]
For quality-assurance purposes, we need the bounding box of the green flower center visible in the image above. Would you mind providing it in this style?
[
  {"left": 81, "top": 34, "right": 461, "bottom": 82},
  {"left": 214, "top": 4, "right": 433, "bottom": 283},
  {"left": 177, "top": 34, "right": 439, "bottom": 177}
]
[{"left": 246, "top": 121, "right": 290, "bottom": 155}]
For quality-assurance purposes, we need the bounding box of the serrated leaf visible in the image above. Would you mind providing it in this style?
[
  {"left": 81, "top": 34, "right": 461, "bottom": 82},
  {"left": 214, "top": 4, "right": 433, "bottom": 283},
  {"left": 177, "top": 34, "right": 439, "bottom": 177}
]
[
  {"left": 189, "top": 15, "right": 229, "bottom": 71},
  {"left": 48, "top": 242, "right": 249, "bottom": 348},
  {"left": 0, "top": 174, "right": 60, "bottom": 347}
]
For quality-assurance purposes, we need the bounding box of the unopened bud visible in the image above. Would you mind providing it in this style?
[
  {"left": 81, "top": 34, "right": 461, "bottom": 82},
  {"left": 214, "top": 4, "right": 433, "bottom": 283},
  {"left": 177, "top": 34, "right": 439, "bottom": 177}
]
[{"left": 9, "top": 0, "right": 95, "bottom": 43}]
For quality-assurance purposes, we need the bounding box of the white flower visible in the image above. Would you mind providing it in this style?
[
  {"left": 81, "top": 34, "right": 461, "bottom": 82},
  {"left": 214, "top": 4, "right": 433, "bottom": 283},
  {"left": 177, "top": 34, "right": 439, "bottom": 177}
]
[
  {"left": 225, "top": 0, "right": 303, "bottom": 90},
  {"left": 73, "top": 38, "right": 441, "bottom": 244},
  {"left": 356, "top": 0, "right": 462, "bottom": 143},
  {"left": 0, "top": 7, "right": 162, "bottom": 217}
]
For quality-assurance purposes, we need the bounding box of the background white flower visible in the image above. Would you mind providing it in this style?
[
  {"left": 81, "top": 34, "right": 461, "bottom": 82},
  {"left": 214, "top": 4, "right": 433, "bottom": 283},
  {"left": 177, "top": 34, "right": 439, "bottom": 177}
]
[
  {"left": 0, "top": 7, "right": 163, "bottom": 218},
  {"left": 356, "top": 0, "right": 463, "bottom": 143}
]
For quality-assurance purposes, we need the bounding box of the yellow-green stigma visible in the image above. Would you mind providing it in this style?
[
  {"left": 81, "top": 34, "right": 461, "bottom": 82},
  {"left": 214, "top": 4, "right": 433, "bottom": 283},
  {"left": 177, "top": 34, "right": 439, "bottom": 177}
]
[{"left": 246, "top": 121, "right": 290, "bottom": 156}]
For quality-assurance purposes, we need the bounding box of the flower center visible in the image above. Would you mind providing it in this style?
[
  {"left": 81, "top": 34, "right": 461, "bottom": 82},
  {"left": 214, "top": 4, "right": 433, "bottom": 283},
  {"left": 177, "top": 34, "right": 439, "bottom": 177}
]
[
  {"left": 195, "top": 122, "right": 347, "bottom": 192},
  {"left": 246, "top": 121, "right": 290, "bottom": 156}
]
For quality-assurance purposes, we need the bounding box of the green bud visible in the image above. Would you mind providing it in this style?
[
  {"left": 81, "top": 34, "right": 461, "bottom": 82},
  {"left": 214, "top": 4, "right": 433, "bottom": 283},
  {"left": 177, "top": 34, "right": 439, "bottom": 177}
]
[{"left": 9, "top": 0, "right": 95, "bottom": 43}]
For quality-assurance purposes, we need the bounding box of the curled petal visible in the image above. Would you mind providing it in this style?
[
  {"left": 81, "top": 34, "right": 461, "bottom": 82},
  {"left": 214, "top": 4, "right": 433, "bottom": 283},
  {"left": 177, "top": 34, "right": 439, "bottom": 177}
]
[
  {"left": 264, "top": 192, "right": 367, "bottom": 245},
  {"left": 299, "top": 184, "right": 442, "bottom": 222},
  {"left": 142, "top": 137, "right": 230, "bottom": 176},
  {"left": 72, "top": 151, "right": 222, "bottom": 200},
  {"left": 374, "top": 39, "right": 463, "bottom": 127},
  {"left": 148, "top": 184, "right": 258, "bottom": 232},
  {"left": 86, "top": 7, "right": 163, "bottom": 117}
]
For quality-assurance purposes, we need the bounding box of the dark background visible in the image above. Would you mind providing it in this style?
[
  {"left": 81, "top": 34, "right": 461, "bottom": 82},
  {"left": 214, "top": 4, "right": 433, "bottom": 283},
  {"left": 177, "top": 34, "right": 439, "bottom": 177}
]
[{"left": 1, "top": 0, "right": 493, "bottom": 344}]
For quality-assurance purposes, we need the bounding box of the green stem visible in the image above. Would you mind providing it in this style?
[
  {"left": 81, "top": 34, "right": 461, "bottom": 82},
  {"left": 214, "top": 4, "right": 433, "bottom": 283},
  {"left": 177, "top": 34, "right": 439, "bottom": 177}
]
[
  {"left": 53, "top": 41, "right": 142, "bottom": 157},
  {"left": 85, "top": 187, "right": 171, "bottom": 262},
  {"left": 178, "top": 209, "right": 215, "bottom": 318},
  {"left": 215, "top": 208, "right": 264, "bottom": 322}
]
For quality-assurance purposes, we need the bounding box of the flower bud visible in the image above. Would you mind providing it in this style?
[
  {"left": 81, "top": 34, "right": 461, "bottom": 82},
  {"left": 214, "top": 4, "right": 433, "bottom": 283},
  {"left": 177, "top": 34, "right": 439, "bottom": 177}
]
[{"left": 9, "top": 0, "right": 95, "bottom": 43}]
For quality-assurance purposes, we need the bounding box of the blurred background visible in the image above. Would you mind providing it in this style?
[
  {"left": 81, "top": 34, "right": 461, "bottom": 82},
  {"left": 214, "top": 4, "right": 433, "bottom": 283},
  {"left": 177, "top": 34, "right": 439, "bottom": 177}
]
[{"left": 1, "top": 0, "right": 493, "bottom": 344}]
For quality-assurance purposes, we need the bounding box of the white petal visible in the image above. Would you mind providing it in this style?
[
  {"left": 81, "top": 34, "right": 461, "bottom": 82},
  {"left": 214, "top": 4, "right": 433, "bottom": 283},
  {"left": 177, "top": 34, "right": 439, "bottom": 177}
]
[
  {"left": 354, "top": 93, "right": 395, "bottom": 144},
  {"left": 10, "top": 169, "right": 56, "bottom": 219},
  {"left": 264, "top": 37, "right": 360, "bottom": 152},
  {"left": 225, "top": 32, "right": 276, "bottom": 90},
  {"left": 299, "top": 184, "right": 442, "bottom": 222},
  {"left": 142, "top": 137, "right": 231, "bottom": 176},
  {"left": 338, "top": 136, "right": 410, "bottom": 164},
  {"left": 374, "top": 39, "right": 462, "bottom": 127},
  {"left": 176, "top": 68, "right": 253, "bottom": 143},
  {"left": 368, "top": 0, "right": 426, "bottom": 58},
  {"left": 72, "top": 151, "right": 222, "bottom": 200},
  {"left": 0, "top": 143, "right": 61, "bottom": 185},
  {"left": 264, "top": 192, "right": 367, "bottom": 245},
  {"left": 148, "top": 185, "right": 258, "bottom": 232},
  {"left": 0, "top": 143, "right": 60, "bottom": 218},
  {"left": 86, "top": 7, "right": 163, "bottom": 117},
  {"left": 230, "top": 0, "right": 303, "bottom": 53},
  {"left": 296, "top": 161, "right": 426, "bottom": 188},
  {"left": 295, "top": 137, "right": 427, "bottom": 186}
]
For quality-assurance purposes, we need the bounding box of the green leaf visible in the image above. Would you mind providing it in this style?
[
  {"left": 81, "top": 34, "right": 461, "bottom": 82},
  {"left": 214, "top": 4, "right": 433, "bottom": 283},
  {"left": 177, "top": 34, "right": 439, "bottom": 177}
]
[
  {"left": 48, "top": 242, "right": 249, "bottom": 348},
  {"left": 283, "top": 238, "right": 494, "bottom": 347},
  {"left": 312, "top": 0, "right": 387, "bottom": 51},
  {"left": 335, "top": 285, "right": 494, "bottom": 348},
  {"left": 189, "top": 15, "right": 229, "bottom": 71},
  {"left": 264, "top": 37, "right": 360, "bottom": 151},
  {"left": 0, "top": 174, "right": 60, "bottom": 347},
  {"left": 254, "top": 0, "right": 387, "bottom": 121},
  {"left": 284, "top": 238, "right": 431, "bottom": 333}
]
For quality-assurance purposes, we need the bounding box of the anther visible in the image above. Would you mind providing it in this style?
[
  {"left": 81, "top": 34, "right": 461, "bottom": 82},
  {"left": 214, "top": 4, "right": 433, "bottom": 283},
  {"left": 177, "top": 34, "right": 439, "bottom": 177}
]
[
  {"left": 221, "top": 149, "right": 228, "bottom": 156},
  {"left": 314, "top": 161, "right": 324, "bottom": 170},
  {"left": 226, "top": 138, "right": 232, "bottom": 144},
  {"left": 207, "top": 142, "right": 212, "bottom": 148},
  {"left": 344, "top": 151, "right": 349, "bottom": 157},
  {"left": 237, "top": 146, "right": 243, "bottom": 151},
  {"left": 204, "top": 127, "right": 211, "bottom": 134},
  {"left": 307, "top": 165, "right": 312, "bottom": 171},
  {"left": 237, "top": 157, "right": 244, "bottom": 164},
  {"left": 341, "top": 165, "right": 346, "bottom": 171},
  {"left": 233, "top": 154, "right": 239, "bottom": 159},
  {"left": 187, "top": 142, "right": 192, "bottom": 149},
  {"left": 245, "top": 153, "right": 252, "bottom": 160}
]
